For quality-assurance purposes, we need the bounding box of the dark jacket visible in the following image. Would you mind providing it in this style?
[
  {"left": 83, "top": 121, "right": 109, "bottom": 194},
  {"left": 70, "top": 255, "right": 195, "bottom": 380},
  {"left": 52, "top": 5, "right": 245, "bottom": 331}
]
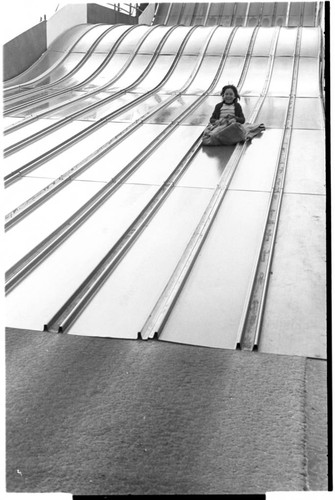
[{"left": 210, "top": 101, "right": 245, "bottom": 124}]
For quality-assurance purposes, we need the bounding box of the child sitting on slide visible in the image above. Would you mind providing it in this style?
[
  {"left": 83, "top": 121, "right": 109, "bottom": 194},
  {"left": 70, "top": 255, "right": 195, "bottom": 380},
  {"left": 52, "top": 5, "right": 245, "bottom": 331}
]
[{"left": 202, "top": 84, "right": 265, "bottom": 146}]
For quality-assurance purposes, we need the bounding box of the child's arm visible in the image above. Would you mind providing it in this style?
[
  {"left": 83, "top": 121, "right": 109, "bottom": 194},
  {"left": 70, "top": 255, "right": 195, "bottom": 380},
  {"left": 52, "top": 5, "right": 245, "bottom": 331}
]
[
  {"left": 209, "top": 103, "right": 221, "bottom": 124},
  {"left": 234, "top": 103, "right": 246, "bottom": 124}
]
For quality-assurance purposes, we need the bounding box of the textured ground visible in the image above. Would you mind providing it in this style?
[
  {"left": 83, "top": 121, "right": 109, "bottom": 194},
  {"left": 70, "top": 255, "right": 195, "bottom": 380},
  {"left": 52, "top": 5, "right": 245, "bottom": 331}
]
[{"left": 6, "top": 327, "right": 328, "bottom": 495}]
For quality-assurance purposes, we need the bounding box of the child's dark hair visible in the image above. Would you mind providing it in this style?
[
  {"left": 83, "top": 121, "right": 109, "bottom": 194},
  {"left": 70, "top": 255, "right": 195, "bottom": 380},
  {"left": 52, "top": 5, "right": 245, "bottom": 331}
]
[{"left": 220, "top": 84, "right": 240, "bottom": 101}]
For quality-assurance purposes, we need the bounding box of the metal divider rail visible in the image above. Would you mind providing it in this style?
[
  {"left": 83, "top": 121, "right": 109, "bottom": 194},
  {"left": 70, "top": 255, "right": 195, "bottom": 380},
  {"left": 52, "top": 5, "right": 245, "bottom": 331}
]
[
  {"left": 4, "top": 24, "right": 141, "bottom": 114},
  {"left": 5, "top": 25, "right": 219, "bottom": 229},
  {"left": 4, "top": 25, "right": 164, "bottom": 152},
  {"left": 140, "top": 26, "right": 281, "bottom": 340},
  {"left": 244, "top": 3, "right": 252, "bottom": 27},
  {"left": 4, "top": 25, "right": 198, "bottom": 186},
  {"left": 4, "top": 24, "right": 163, "bottom": 136},
  {"left": 150, "top": 3, "right": 159, "bottom": 25},
  {"left": 203, "top": 3, "right": 211, "bottom": 26},
  {"left": 235, "top": 27, "right": 303, "bottom": 351},
  {"left": 42, "top": 25, "right": 270, "bottom": 334},
  {"left": 4, "top": 24, "right": 123, "bottom": 105},
  {"left": 164, "top": 4, "right": 173, "bottom": 25},
  {"left": 40, "top": 26, "right": 245, "bottom": 333},
  {"left": 3, "top": 24, "right": 104, "bottom": 94},
  {"left": 6, "top": 24, "right": 229, "bottom": 292}
]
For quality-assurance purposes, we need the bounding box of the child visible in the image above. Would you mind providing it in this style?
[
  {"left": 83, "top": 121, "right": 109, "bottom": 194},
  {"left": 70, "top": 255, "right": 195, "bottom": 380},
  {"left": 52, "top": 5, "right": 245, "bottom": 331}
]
[
  {"left": 210, "top": 84, "right": 245, "bottom": 126},
  {"left": 202, "top": 84, "right": 265, "bottom": 146}
]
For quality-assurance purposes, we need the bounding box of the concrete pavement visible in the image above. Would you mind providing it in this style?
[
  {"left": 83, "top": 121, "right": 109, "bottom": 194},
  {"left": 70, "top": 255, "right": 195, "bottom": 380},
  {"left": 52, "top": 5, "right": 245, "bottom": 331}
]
[{"left": 6, "top": 327, "right": 328, "bottom": 494}]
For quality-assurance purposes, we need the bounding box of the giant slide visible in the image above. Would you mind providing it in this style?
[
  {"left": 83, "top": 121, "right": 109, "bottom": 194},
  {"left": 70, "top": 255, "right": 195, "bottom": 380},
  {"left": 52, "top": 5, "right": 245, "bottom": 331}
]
[{"left": 3, "top": 2, "right": 326, "bottom": 359}]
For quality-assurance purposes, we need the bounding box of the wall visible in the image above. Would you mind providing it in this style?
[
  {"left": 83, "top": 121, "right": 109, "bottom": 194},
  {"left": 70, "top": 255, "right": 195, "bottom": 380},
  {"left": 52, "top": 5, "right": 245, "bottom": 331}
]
[
  {"left": 47, "top": 4, "right": 87, "bottom": 46},
  {"left": 3, "top": 21, "right": 47, "bottom": 81}
]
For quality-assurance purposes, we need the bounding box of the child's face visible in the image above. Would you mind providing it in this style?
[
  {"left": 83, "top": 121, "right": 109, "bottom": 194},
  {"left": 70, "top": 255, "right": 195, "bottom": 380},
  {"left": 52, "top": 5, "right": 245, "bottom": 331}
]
[{"left": 223, "top": 88, "right": 236, "bottom": 103}]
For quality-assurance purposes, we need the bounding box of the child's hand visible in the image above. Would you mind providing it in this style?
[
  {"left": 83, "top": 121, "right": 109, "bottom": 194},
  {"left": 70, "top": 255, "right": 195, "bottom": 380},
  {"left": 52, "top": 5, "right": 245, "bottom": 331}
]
[{"left": 218, "top": 116, "right": 229, "bottom": 125}]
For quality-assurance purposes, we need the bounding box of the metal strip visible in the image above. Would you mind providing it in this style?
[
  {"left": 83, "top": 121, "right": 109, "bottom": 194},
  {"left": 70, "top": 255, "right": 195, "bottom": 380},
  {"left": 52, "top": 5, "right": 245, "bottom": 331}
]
[
  {"left": 44, "top": 138, "right": 203, "bottom": 333},
  {"left": 4, "top": 25, "right": 198, "bottom": 186},
  {"left": 244, "top": 3, "right": 251, "bottom": 27},
  {"left": 5, "top": 25, "right": 211, "bottom": 222},
  {"left": 6, "top": 135, "right": 195, "bottom": 295},
  {"left": 4, "top": 25, "right": 164, "bottom": 153},
  {"left": 33, "top": 26, "right": 240, "bottom": 330},
  {"left": 4, "top": 98, "right": 177, "bottom": 229},
  {"left": 139, "top": 27, "right": 281, "bottom": 340},
  {"left": 164, "top": 3, "right": 173, "bottom": 25},
  {"left": 203, "top": 3, "right": 211, "bottom": 26},
  {"left": 235, "top": 25, "right": 260, "bottom": 89},
  {"left": 3, "top": 24, "right": 102, "bottom": 93},
  {"left": 285, "top": 2, "right": 291, "bottom": 27},
  {"left": 258, "top": 3, "right": 265, "bottom": 26},
  {"left": 318, "top": 26, "right": 326, "bottom": 118},
  {"left": 6, "top": 25, "right": 229, "bottom": 291},
  {"left": 316, "top": 1, "right": 324, "bottom": 27},
  {"left": 4, "top": 24, "right": 164, "bottom": 136},
  {"left": 4, "top": 24, "right": 140, "bottom": 116},
  {"left": 272, "top": 2, "right": 281, "bottom": 27},
  {"left": 4, "top": 24, "right": 123, "bottom": 107},
  {"left": 235, "top": 27, "right": 303, "bottom": 351},
  {"left": 300, "top": 2, "right": 306, "bottom": 26},
  {"left": 230, "top": 3, "right": 238, "bottom": 27},
  {"left": 5, "top": 25, "right": 221, "bottom": 229},
  {"left": 139, "top": 144, "right": 243, "bottom": 340},
  {"left": 150, "top": 3, "right": 159, "bottom": 25},
  {"left": 312, "top": 1, "right": 318, "bottom": 27}
]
